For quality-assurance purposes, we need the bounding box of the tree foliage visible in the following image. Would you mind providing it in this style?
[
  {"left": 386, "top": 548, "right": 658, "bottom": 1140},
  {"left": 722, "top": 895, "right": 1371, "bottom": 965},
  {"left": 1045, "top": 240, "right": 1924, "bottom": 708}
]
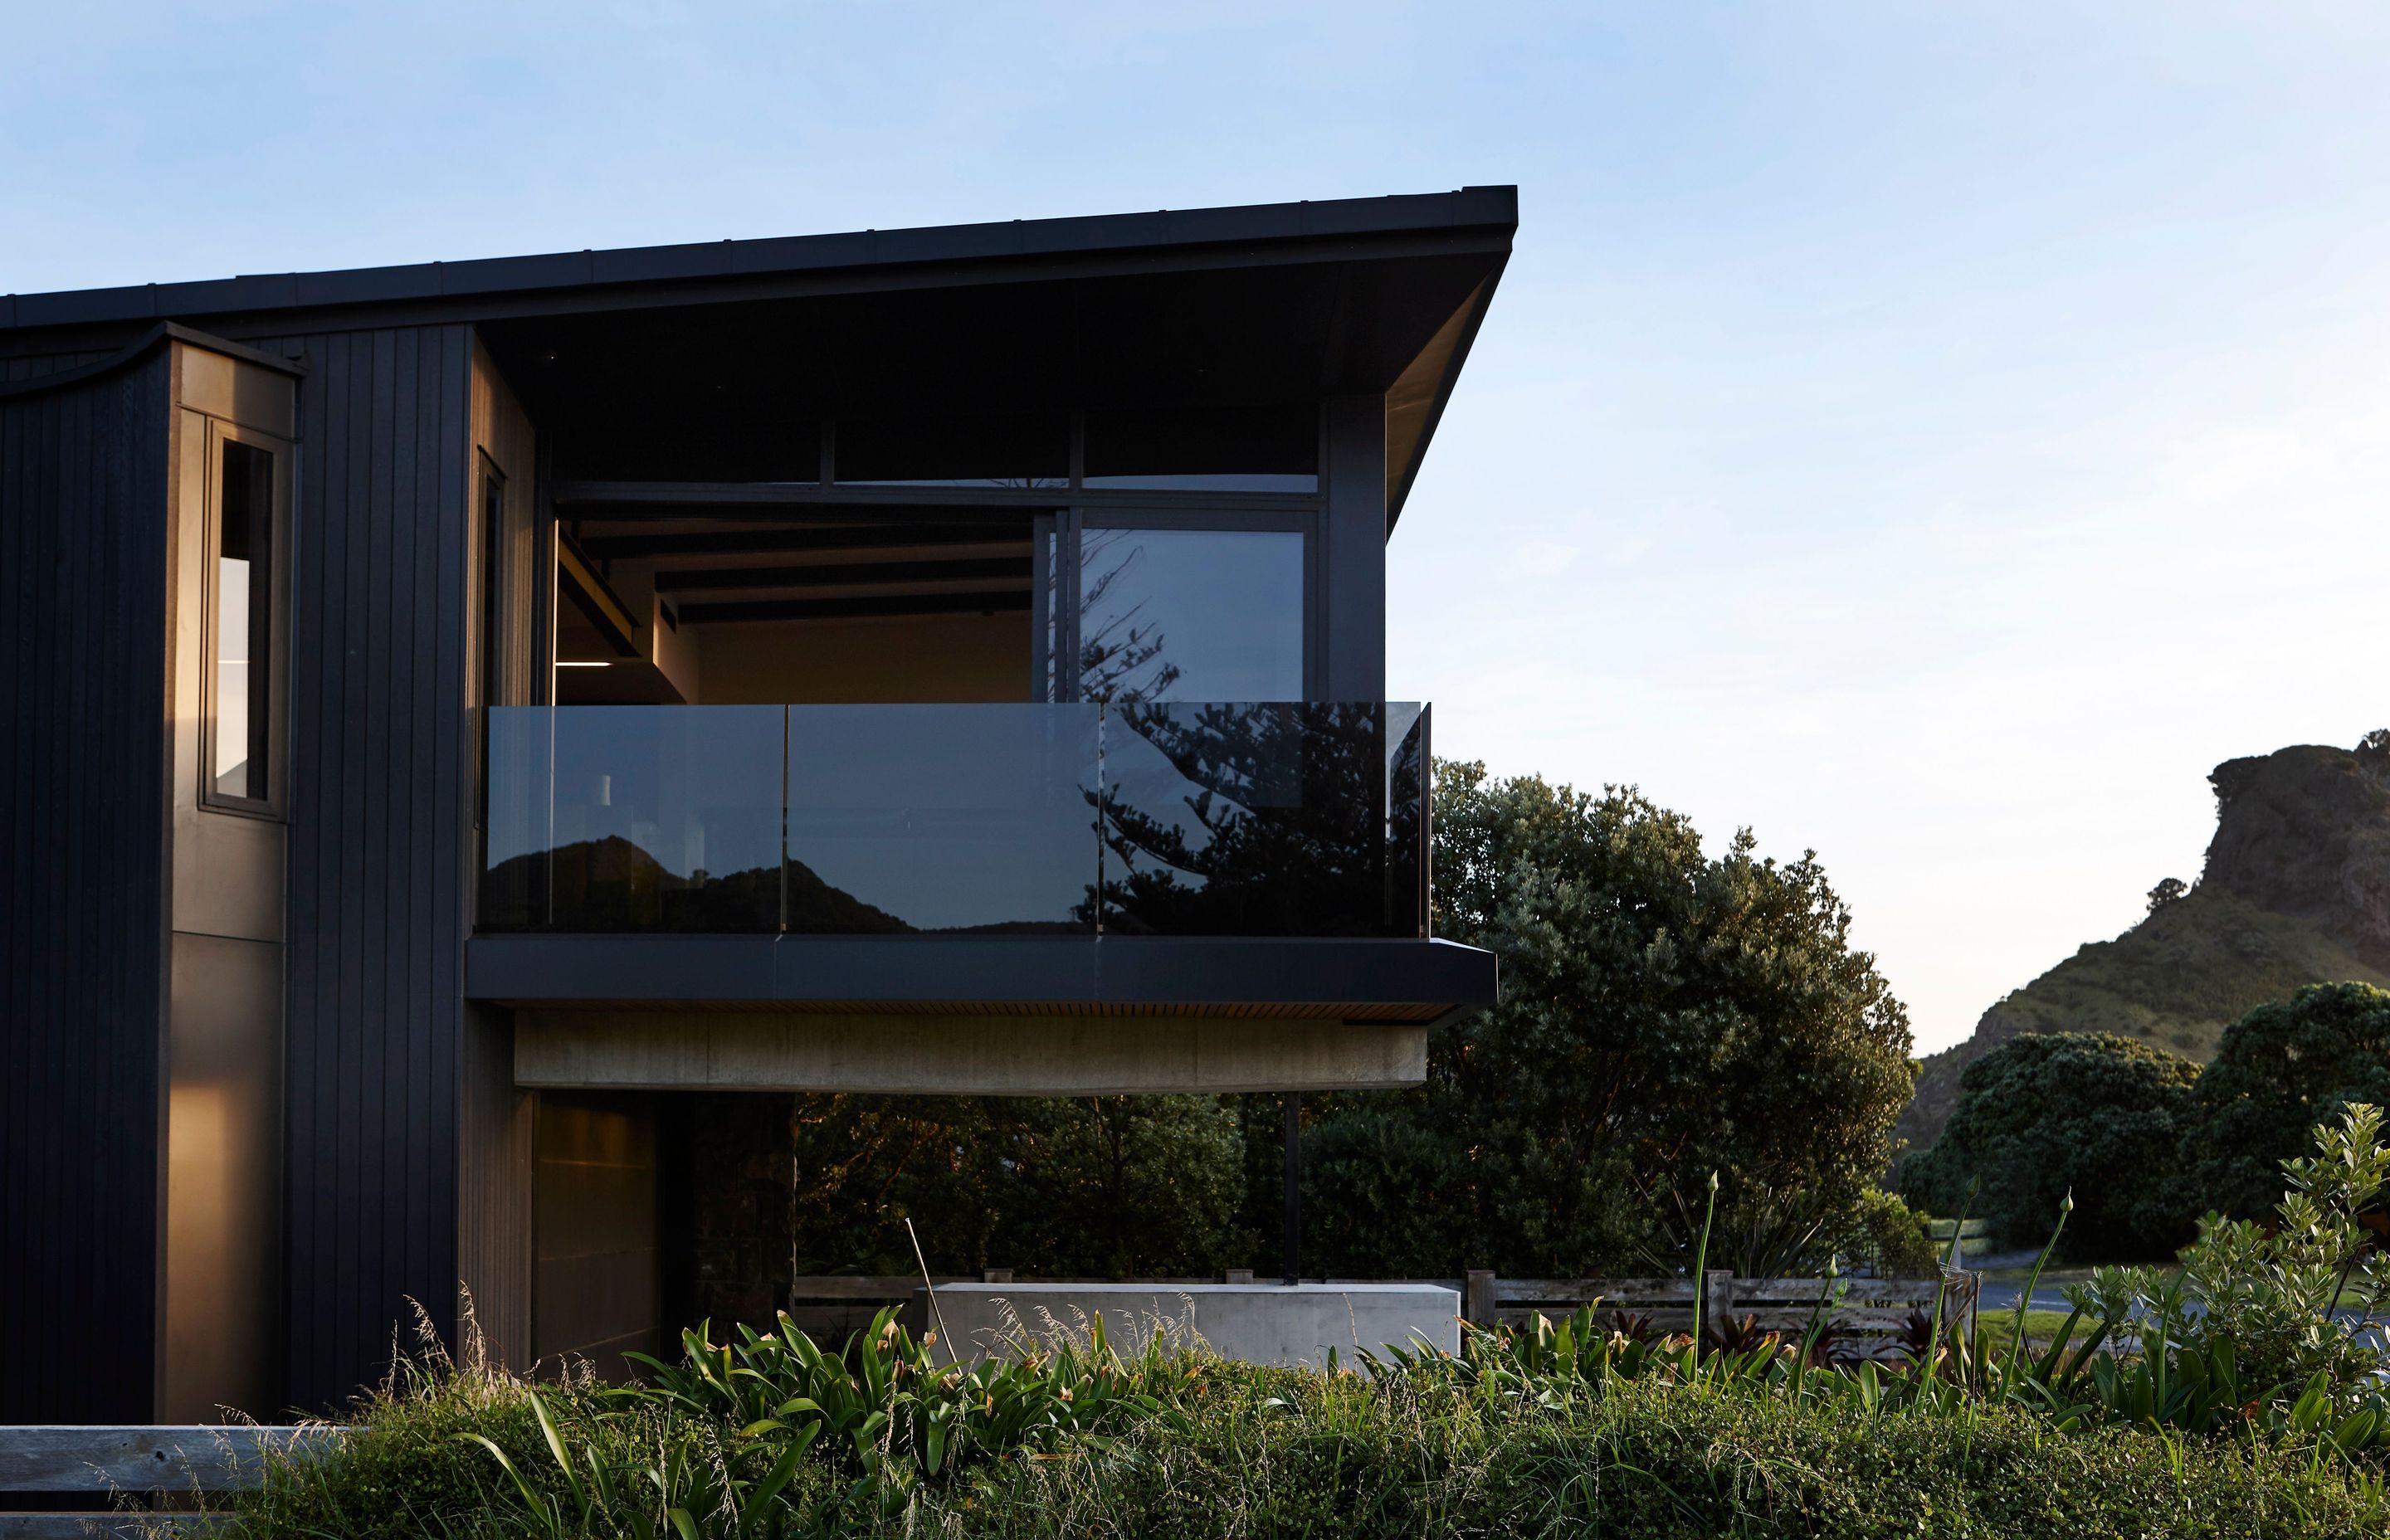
[
  {"left": 1304, "top": 762, "right": 1918, "bottom": 1277},
  {"left": 1899, "top": 1031, "right": 2202, "bottom": 1260},
  {"left": 788, "top": 1094, "right": 1246, "bottom": 1279},
  {"left": 2188, "top": 981, "right": 2390, "bottom": 1221}
]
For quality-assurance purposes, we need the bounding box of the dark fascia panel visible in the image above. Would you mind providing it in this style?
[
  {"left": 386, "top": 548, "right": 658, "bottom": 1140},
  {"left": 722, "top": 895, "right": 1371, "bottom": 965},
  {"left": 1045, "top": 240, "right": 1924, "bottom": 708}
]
[
  {"left": 466, "top": 934, "right": 1497, "bottom": 1011},
  {"left": 0, "top": 320, "right": 305, "bottom": 402},
  {"left": 2, "top": 188, "right": 1519, "bottom": 338}
]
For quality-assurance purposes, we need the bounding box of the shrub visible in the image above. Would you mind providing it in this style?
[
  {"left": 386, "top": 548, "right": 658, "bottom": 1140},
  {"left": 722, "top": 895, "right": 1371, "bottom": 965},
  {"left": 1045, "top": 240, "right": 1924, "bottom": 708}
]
[
  {"left": 1901, "top": 1031, "right": 2201, "bottom": 1260},
  {"left": 2189, "top": 981, "right": 2390, "bottom": 1221},
  {"left": 2073, "top": 1102, "right": 2390, "bottom": 1407},
  {"left": 788, "top": 1092, "right": 1245, "bottom": 1277},
  {"left": 1298, "top": 1102, "right": 1474, "bottom": 1276},
  {"left": 1294, "top": 763, "right": 1916, "bottom": 1279},
  {"left": 1837, "top": 1185, "right": 1941, "bottom": 1277}
]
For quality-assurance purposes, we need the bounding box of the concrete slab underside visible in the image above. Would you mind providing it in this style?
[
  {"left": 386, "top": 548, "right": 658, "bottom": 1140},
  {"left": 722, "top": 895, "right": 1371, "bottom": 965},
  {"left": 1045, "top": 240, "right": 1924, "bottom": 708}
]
[
  {"left": 915, "top": 1283, "right": 1463, "bottom": 1367},
  {"left": 515, "top": 1011, "right": 1429, "bottom": 1094}
]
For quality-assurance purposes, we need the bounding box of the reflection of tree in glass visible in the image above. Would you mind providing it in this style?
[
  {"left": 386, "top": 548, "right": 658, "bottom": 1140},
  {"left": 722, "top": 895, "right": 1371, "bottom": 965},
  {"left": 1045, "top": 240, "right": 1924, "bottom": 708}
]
[
  {"left": 1082, "top": 703, "right": 1423, "bottom": 938},
  {"left": 1075, "top": 528, "right": 1181, "bottom": 704}
]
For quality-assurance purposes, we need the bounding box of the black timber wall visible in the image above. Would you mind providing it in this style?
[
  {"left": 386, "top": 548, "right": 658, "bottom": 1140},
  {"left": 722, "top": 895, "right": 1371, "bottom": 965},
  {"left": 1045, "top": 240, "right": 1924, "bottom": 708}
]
[
  {"left": 0, "top": 349, "right": 173, "bottom": 1421},
  {"left": 246, "top": 325, "right": 476, "bottom": 1411}
]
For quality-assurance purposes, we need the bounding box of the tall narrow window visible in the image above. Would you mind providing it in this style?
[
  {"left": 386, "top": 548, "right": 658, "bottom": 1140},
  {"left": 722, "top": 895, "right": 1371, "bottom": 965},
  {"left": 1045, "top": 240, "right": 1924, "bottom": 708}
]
[{"left": 214, "top": 440, "right": 274, "bottom": 801}]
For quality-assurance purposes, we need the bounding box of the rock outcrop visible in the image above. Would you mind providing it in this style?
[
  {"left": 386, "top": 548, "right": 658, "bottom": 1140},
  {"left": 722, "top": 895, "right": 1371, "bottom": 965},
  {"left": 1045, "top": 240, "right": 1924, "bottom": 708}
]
[{"left": 1896, "top": 741, "right": 2390, "bottom": 1155}]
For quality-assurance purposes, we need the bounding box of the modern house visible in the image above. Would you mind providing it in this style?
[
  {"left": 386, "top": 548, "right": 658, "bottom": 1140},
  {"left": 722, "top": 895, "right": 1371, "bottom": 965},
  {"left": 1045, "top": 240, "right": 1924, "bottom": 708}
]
[{"left": 0, "top": 189, "right": 1510, "bottom": 1421}]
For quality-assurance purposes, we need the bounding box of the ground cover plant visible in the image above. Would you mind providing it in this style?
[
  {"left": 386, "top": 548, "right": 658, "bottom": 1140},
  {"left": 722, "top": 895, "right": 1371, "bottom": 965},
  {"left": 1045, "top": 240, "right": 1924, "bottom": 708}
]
[{"left": 192, "top": 1109, "right": 2390, "bottom": 1539}]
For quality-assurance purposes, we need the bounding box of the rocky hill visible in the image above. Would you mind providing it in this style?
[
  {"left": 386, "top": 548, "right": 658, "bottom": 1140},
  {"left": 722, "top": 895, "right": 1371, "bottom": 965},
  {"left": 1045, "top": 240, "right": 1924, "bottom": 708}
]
[{"left": 1896, "top": 740, "right": 2390, "bottom": 1156}]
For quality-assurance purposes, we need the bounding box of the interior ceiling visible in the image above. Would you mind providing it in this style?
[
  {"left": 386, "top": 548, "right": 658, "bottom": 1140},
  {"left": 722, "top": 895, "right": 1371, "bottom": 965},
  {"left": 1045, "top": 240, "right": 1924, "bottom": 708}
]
[{"left": 569, "top": 508, "right": 1036, "bottom": 628}]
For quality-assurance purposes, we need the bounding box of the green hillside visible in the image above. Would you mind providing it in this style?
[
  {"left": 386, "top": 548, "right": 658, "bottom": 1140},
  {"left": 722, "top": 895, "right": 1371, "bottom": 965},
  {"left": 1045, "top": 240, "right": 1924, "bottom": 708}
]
[{"left": 1896, "top": 740, "right": 2390, "bottom": 1155}]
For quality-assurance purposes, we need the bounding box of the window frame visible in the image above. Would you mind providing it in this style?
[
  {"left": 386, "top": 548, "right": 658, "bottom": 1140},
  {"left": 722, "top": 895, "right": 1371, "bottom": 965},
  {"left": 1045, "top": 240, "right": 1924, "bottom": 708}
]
[{"left": 198, "top": 417, "right": 292, "bottom": 820}]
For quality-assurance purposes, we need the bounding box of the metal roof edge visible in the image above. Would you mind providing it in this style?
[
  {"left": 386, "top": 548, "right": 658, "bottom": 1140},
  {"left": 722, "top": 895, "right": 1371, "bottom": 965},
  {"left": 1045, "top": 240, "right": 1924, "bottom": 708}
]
[{"left": 3, "top": 188, "right": 1519, "bottom": 338}]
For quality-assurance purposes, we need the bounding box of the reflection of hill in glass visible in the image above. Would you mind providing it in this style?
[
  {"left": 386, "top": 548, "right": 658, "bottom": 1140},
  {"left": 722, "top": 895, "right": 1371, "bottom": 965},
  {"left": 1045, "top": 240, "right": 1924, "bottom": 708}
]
[
  {"left": 481, "top": 835, "right": 892, "bottom": 933},
  {"left": 481, "top": 835, "right": 1091, "bottom": 934}
]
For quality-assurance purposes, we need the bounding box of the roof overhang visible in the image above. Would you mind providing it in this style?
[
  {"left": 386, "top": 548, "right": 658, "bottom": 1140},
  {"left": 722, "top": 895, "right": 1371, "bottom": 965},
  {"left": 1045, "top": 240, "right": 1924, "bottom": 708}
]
[{"left": 2, "top": 188, "right": 1514, "bottom": 526}]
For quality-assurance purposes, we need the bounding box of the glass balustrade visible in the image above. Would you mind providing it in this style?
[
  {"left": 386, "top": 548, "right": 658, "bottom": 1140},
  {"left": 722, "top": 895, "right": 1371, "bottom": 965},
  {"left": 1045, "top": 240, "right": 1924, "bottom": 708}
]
[
  {"left": 783, "top": 704, "right": 1100, "bottom": 933},
  {"left": 478, "top": 702, "right": 1429, "bottom": 938}
]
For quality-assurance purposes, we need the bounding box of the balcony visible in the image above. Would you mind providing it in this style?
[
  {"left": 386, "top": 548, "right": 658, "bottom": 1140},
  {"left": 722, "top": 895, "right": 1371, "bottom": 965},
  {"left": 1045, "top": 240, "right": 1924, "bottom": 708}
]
[
  {"left": 466, "top": 701, "right": 1492, "bottom": 1091},
  {"left": 479, "top": 701, "right": 1430, "bottom": 939}
]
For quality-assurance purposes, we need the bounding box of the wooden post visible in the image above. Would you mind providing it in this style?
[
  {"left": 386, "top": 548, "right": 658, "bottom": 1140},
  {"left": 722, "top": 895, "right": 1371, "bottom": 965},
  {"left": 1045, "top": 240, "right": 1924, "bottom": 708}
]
[
  {"left": 1704, "top": 1270, "right": 1735, "bottom": 1337},
  {"left": 1465, "top": 1270, "right": 1496, "bottom": 1327}
]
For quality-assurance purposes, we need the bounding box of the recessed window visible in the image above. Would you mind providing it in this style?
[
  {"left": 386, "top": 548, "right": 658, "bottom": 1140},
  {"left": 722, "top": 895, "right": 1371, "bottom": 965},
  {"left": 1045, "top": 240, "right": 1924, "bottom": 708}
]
[
  {"left": 1083, "top": 406, "right": 1319, "bottom": 493},
  {"left": 213, "top": 440, "right": 274, "bottom": 802},
  {"left": 834, "top": 412, "right": 1067, "bottom": 488}
]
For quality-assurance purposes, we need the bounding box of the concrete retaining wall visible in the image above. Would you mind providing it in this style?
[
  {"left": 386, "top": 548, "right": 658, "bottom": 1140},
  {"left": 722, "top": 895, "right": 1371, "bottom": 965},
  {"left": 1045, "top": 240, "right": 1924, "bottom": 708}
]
[{"left": 913, "top": 1282, "right": 1461, "bottom": 1367}]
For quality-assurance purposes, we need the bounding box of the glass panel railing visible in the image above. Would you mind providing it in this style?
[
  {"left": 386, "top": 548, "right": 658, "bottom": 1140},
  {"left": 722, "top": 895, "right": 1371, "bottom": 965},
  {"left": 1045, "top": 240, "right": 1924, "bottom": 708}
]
[
  {"left": 480, "top": 704, "right": 785, "bottom": 932},
  {"left": 480, "top": 705, "right": 553, "bottom": 931},
  {"left": 784, "top": 705, "right": 1100, "bottom": 933},
  {"left": 1096, "top": 701, "right": 1426, "bottom": 938},
  {"left": 478, "top": 701, "right": 1429, "bottom": 938},
  {"left": 1387, "top": 701, "right": 1430, "bottom": 939}
]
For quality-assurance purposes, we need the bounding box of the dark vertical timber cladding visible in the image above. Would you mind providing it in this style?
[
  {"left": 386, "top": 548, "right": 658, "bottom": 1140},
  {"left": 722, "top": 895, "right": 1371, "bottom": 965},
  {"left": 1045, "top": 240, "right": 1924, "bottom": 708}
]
[
  {"left": 0, "top": 351, "right": 171, "bottom": 1421},
  {"left": 253, "top": 325, "right": 475, "bottom": 1411}
]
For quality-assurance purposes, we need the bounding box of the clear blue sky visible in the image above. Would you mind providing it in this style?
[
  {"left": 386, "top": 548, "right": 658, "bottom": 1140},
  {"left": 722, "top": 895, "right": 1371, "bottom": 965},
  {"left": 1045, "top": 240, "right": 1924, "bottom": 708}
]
[{"left": 9, "top": 3, "right": 2385, "bottom": 1051}]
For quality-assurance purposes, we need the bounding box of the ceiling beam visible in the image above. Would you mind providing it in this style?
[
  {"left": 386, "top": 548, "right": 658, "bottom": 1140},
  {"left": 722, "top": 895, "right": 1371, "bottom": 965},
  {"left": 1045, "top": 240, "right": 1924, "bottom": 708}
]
[
  {"left": 578, "top": 523, "right": 1029, "bottom": 561},
  {"left": 679, "top": 590, "right": 1032, "bottom": 624},
  {"left": 655, "top": 555, "right": 1032, "bottom": 593},
  {"left": 554, "top": 480, "right": 1065, "bottom": 512}
]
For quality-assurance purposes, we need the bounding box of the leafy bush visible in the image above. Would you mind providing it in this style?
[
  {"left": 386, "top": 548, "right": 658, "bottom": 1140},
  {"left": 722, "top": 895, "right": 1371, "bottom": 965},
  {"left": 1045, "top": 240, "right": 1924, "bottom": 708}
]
[
  {"left": 1837, "top": 1185, "right": 1942, "bottom": 1278},
  {"left": 1901, "top": 1031, "right": 2202, "bottom": 1259},
  {"left": 2190, "top": 981, "right": 2390, "bottom": 1221},
  {"left": 1292, "top": 762, "right": 1916, "bottom": 1279},
  {"left": 1295, "top": 1102, "right": 1474, "bottom": 1276},
  {"left": 788, "top": 1092, "right": 1246, "bottom": 1277},
  {"left": 2072, "top": 1101, "right": 2390, "bottom": 1410}
]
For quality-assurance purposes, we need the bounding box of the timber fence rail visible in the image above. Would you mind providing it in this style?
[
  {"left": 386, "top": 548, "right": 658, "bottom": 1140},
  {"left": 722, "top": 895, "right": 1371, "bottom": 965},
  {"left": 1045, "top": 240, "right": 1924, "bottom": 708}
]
[
  {"left": 0, "top": 1425, "right": 336, "bottom": 1538},
  {"left": 1457, "top": 1269, "right": 1982, "bottom": 1342}
]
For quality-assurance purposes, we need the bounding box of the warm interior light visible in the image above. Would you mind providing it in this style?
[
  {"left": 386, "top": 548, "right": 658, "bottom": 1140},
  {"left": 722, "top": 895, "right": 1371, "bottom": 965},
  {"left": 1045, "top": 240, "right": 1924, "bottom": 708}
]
[{"left": 556, "top": 660, "right": 613, "bottom": 668}]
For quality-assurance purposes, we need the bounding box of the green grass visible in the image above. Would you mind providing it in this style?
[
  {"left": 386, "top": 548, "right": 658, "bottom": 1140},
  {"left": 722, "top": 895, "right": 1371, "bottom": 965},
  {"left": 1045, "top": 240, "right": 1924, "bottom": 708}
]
[
  {"left": 1978, "top": 1308, "right": 2079, "bottom": 1355},
  {"left": 186, "top": 1313, "right": 2390, "bottom": 1540}
]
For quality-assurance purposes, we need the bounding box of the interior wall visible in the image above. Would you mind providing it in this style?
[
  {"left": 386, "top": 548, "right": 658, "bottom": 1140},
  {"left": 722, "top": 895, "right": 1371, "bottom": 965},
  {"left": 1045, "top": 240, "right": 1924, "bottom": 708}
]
[
  {"left": 695, "top": 610, "right": 1033, "bottom": 704},
  {"left": 471, "top": 343, "right": 544, "bottom": 709},
  {"left": 461, "top": 338, "right": 543, "bottom": 1372},
  {"left": 534, "top": 1094, "right": 661, "bottom": 1379}
]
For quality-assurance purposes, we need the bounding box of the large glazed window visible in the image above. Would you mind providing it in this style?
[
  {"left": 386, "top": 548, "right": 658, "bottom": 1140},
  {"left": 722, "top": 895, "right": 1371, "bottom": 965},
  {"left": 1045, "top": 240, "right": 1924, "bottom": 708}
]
[
  {"left": 211, "top": 438, "right": 275, "bottom": 803},
  {"left": 1076, "top": 525, "right": 1306, "bottom": 702}
]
